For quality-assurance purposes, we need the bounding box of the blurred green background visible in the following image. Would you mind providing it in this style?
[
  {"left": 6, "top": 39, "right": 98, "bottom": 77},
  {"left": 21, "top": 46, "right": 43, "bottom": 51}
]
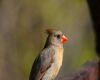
[{"left": 0, "top": 0, "right": 97, "bottom": 80}]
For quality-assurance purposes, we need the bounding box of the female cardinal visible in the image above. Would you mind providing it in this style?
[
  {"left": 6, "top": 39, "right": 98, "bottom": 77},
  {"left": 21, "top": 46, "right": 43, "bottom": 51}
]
[{"left": 29, "top": 29, "right": 68, "bottom": 80}]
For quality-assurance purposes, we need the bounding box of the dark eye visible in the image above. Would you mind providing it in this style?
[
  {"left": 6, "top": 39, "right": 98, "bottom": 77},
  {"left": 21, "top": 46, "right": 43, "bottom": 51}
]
[{"left": 57, "top": 35, "right": 60, "bottom": 39}]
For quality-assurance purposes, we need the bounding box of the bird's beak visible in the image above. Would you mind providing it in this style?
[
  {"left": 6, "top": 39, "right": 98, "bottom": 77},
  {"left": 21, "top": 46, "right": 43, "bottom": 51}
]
[{"left": 61, "top": 35, "right": 68, "bottom": 43}]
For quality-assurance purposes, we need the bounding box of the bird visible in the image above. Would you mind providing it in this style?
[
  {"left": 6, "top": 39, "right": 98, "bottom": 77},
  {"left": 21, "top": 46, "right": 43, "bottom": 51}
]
[{"left": 29, "top": 29, "right": 68, "bottom": 80}]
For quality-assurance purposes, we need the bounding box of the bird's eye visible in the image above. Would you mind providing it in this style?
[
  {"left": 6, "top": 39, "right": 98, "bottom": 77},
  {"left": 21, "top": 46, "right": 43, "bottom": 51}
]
[{"left": 56, "top": 35, "right": 60, "bottom": 39}]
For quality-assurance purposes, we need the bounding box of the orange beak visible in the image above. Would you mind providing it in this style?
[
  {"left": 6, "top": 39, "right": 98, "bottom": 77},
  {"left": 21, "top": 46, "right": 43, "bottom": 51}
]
[{"left": 61, "top": 35, "right": 68, "bottom": 43}]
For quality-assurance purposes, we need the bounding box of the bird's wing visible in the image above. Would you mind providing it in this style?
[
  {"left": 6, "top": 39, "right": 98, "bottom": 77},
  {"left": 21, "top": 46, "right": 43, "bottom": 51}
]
[{"left": 29, "top": 47, "right": 55, "bottom": 80}]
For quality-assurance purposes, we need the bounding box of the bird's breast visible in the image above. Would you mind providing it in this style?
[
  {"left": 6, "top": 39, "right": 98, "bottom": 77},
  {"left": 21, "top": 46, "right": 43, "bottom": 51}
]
[
  {"left": 42, "top": 46, "right": 63, "bottom": 80},
  {"left": 54, "top": 46, "right": 63, "bottom": 71}
]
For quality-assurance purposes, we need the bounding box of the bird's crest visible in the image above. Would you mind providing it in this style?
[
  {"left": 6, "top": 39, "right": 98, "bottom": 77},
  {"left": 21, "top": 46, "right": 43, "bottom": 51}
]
[{"left": 46, "top": 29, "right": 57, "bottom": 35}]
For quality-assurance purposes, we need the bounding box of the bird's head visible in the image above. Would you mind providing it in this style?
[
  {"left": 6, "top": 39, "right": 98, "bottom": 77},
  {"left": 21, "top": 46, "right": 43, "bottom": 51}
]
[{"left": 45, "top": 29, "right": 68, "bottom": 47}]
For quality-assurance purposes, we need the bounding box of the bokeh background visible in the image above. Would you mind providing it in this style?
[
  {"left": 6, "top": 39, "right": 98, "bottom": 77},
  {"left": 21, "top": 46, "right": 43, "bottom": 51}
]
[{"left": 0, "top": 0, "right": 97, "bottom": 80}]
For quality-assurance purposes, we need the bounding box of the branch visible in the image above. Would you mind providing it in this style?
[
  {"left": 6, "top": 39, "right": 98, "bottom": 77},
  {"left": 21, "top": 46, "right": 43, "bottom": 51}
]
[{"left": 60, "top": 60, "right": 99, "bottom": 80}]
